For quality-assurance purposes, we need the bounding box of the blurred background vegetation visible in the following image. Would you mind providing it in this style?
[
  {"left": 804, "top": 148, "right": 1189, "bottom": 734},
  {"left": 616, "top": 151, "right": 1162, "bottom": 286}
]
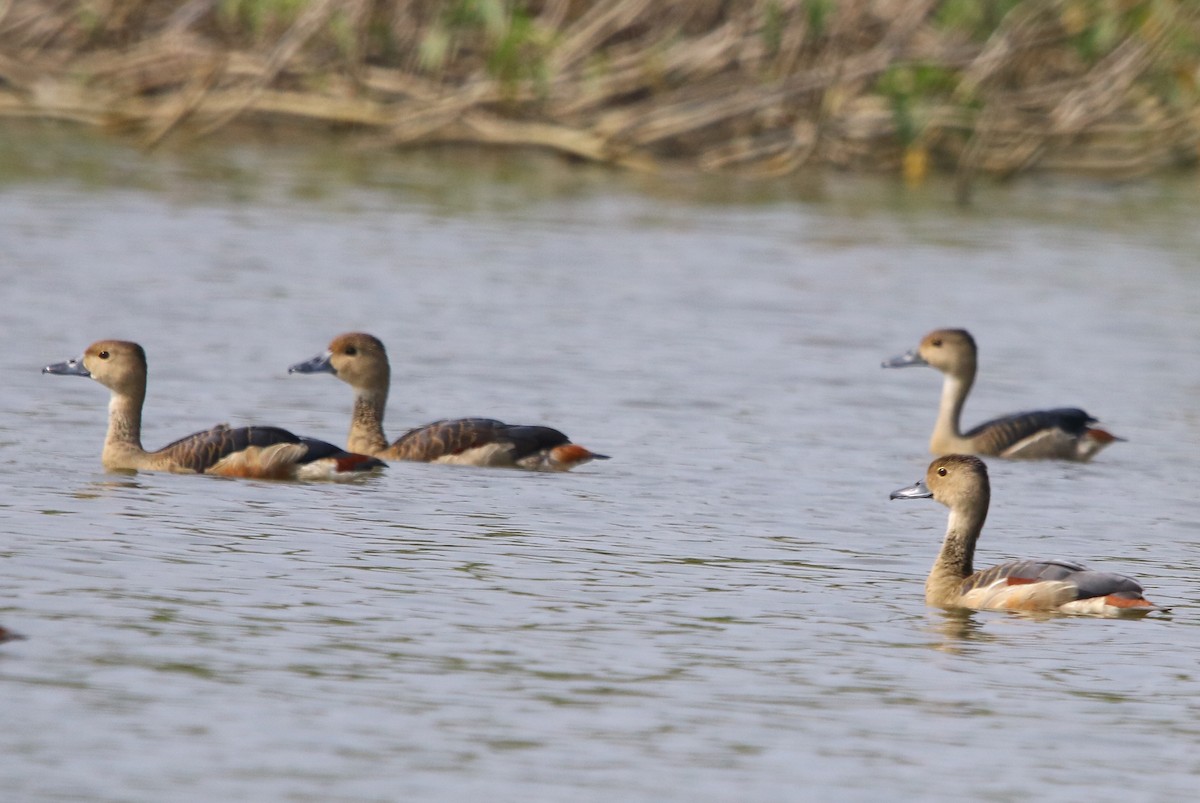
[{"left": 2, "top": 0, "right": 1197, "bottom": 193}]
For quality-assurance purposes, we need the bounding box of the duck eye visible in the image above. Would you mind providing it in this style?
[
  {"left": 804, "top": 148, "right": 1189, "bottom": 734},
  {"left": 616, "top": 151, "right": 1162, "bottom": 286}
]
[
  {"left": 931, "top": 339, "right": 942, "bottom": 347},
  {"left": 937, "top": 467, "right": 947, "bottom": 476},
  {"left": 344, "top": 346, "right": 357, "bottom": 356},
  {"left": 98, "top": 351, "right": 110, "bottom": 359}
]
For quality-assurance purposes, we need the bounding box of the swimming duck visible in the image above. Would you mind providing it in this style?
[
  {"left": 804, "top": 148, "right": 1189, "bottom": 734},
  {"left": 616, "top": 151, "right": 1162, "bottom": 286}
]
[
  {"left": 0, "top": 626, "right": 25, "bottom": 643},
  {"left": 883, "top": 328, "right": 1119, "bottom": 461},
  {"left": 288, "top": 333, "right": 608, "bottom": 471},
  {"left": 891, "top": 454, "right": 1159, "bottom": 615},
  {"left": 44, "top": 340, "right": 385, "bottom": 480}
]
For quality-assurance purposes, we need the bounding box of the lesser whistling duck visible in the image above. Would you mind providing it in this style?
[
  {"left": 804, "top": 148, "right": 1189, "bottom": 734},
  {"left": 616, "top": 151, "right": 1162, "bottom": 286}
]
[
  {"left": 44, "top": 340, "right": 385, "bottom": 480},
  {"left": 883, "top": 328, "right": 1120, "bottom": 461},
  {"left": 891, "top": 454, "right": 1159, "bottom": 615},
  {"left": 288, "top": 333, "right": 608, "bottom": 471}
]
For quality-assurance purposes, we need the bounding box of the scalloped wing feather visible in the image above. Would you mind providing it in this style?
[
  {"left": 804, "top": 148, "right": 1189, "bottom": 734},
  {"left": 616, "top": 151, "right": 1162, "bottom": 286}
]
[
  {"left": 153, "top": 425, "right": 383, "bottom": 479},
  {"left": 966, "top": 408, "right": 1096, "bottom": 458},
  {"left": 385, "top": 418, "right": 570, "bottom": 465},
  {"left": 151, "top": 425, "right": 302, "bottom": 474}
]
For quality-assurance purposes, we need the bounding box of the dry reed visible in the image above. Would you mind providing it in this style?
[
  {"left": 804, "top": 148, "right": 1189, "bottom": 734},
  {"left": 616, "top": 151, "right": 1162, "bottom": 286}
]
[{"left": 2, "top": 0, "right": 1197, "bottom": 191}]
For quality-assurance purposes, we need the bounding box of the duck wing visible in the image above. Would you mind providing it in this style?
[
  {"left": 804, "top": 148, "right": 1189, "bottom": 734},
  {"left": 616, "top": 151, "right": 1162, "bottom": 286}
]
[
  {"left": 965, "top": 408, "right": 1096, "bottom": 455},
  {"left": 387, "top": 418, "right": 570, "bottom": 464},
  {"left": 156, "top": 425, "right": 383, "bottom": 477},
  {"left": 961, "top": 559, "right": 1152, "bottom": 612}
]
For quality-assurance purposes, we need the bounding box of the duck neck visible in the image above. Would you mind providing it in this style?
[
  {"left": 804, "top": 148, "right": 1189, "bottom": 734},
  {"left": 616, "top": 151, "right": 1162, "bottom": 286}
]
[
  {"left": 104, "top": 387, "right": 148, "bottom": 469},
  {"left": 349, "top": 386, "right": 390, "bottom": 456},
  {"left": 931, "top": 369, "right": 974, "bottom": 451},
  {"left": 925, "top": 500, "right": 986, "bottom": 606}
]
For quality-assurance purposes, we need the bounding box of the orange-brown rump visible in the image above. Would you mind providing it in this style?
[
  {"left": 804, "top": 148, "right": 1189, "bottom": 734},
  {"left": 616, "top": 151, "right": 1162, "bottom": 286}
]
[
  {"left": 335, "top": 454, "right": 379, "bottom": 472},
  {"left": 1103, "top": 594, "right": 1155, "bottom": 609},
  {"left": 1085, "top": 428, "right": 1120, "bottom": 444},
  {"left": 551, "top": 444, "right": 594, "bottom": 465}
]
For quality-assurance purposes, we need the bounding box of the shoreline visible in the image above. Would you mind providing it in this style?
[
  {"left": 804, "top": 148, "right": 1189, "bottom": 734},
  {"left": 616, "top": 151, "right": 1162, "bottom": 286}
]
[{"left": 3, "top": 1, "right": 1198, "bottom": 197}]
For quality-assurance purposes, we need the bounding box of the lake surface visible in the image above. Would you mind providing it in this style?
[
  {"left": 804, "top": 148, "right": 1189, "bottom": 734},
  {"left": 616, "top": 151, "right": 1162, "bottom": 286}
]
[{"left": 2, "top": 126, "right": 1199, "bottom": 802}]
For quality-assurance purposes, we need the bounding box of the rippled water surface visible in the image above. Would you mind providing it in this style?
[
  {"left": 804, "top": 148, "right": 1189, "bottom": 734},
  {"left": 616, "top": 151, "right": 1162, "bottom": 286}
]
[{"left": 2, "top": 127, "right": 1199, "bottom": 801}]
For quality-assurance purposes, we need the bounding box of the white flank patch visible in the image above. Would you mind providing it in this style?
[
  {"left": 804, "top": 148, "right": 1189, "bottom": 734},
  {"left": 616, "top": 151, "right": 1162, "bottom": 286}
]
[
  {"left": 295, "top": 459, "right": 379, "bottom": 482},
  {"left": 433, "top": 443, "right": 515, "bottom": 467},
  {"left": 1057, "top": 597, "right": 1152, "bottom": 617}
]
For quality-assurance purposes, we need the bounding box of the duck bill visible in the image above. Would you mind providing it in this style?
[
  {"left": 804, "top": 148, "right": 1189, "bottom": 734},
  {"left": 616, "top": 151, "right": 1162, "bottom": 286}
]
[
  {"left": 43, "top": 357, "right": 90, "bottom": 377},
  {"left": 288, "top": 352, "right": 335, "bottom": 375},
  {"left": 881, "top": 349, "right": 927, "bottom": 369},
  {"left": 890, "top": 479, "right": 933, "bottom": 500}
]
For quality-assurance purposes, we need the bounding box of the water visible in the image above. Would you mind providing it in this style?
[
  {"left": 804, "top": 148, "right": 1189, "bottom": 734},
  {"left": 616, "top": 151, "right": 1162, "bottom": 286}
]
[{"left": 2, "top": 127, "right": 1199, "bottom": 801}]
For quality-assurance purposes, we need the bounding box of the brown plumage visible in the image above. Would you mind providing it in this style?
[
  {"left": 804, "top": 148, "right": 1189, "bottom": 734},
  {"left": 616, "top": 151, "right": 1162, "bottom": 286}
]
[
  {"left": 44, "top": 340, "right": 385, "bottom": 480},
  {"left": 289, "top": 332, "right": 608, "bottom": 471},
  {"left": 883, "top": 328, "right": 1120, "bottom": 461},
  {"left": 890, "top": 455, "right": 1160, "bottom": 616}
]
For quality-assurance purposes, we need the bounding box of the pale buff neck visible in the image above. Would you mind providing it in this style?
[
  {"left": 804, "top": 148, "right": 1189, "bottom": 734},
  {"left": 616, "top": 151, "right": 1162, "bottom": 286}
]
[
  {"left": 925, "top": 504, "right": 986, "bottom": 607},
  {"left": 930, "top": 369, "right": 975, "bottom": 453},
  {"left": 102, "top": 388, "right": 149, "bottom": 470},
  {"left": 348, "top": 387, "right": 390, "bottom": 455}
]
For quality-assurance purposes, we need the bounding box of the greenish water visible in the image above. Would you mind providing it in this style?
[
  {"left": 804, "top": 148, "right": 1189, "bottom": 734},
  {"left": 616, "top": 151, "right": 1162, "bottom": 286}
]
[{"left": 2, "top": 124, "right": 1199, "bottom": 802}]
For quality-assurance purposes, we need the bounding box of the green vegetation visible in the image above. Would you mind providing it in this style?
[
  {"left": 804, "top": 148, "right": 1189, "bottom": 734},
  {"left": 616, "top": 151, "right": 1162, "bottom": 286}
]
[
  {"left": 218, "top": 0, "right": 310, "bottom": 39},
  {"left": 2, "top": 0, "right": 1197, "bottom": 186}
]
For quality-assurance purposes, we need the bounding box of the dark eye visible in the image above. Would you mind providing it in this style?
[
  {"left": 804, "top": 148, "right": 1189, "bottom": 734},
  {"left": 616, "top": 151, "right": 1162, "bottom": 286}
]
[
  {"left": 344, "top": 346, "right": 357, "bottom": 356},
  {"left": 937, "top": 467, "right": 947, "bottom": 476},
  {"left": 98, "top": 350, "right": 110, "bottom": 359},
  {"left": 931, "top": 339, "right": 942, "bottom": 347}
]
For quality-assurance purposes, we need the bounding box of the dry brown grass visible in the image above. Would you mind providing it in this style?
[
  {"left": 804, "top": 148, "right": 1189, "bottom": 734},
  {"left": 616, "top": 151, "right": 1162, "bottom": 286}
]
[{"left": 2, "top": 0, "right": 1197, "bottom": 191}]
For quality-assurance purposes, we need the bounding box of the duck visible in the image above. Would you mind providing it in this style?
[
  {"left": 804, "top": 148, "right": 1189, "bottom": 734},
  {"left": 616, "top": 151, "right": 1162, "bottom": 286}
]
[
  {"left": 288, "top": 332, "right": 608, "bottom": 471},
  {"left": 890, "top": 454, "right": 1159, "bottom": 615},
  {"left": 0, "top": 626, "right": 25, "bottom": 643},
  {"left": 883, "top": 328, "right": 1119, "bottom": 461},
  {"left": 44, "top": 340, "right": 386, "bottom": 480}
]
